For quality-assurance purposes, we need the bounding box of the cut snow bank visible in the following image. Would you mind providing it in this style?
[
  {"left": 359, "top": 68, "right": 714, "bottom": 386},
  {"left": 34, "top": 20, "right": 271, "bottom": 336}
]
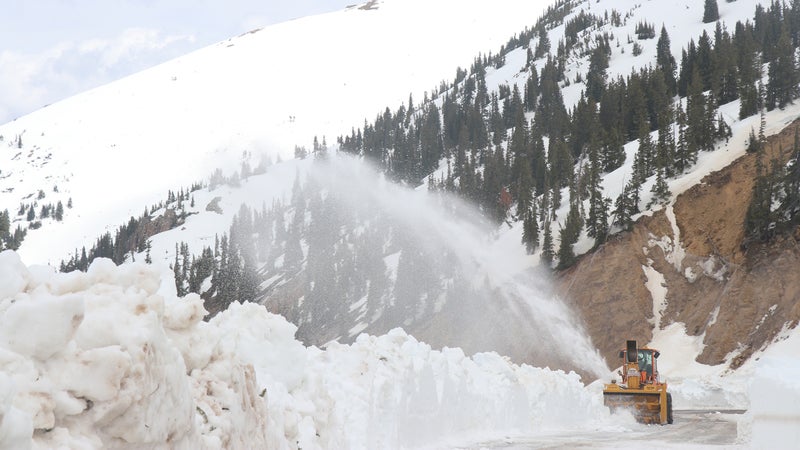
[
  {"left": 0, "top": 250, "right": 619, "bottom": 449},
  {"left": 744, "top": 326, "right": 800, "bottom": 449},
  {"left": 0, "top": 250, "right": 271, "bottom": 449}
]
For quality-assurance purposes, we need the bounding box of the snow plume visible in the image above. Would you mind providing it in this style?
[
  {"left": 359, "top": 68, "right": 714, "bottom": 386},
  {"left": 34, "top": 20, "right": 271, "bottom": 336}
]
[
  {"left": 297, "top": 155, "right": 608, "bottom": 378},
  {"left": 0, "top": 250, "right": 616, "bottom": 449}
]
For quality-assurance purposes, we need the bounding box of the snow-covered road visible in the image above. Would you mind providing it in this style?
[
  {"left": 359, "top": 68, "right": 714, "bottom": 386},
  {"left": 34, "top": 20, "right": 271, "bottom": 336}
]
[{"left": 463, "top": 410, "right": 744, "bottom": 449}]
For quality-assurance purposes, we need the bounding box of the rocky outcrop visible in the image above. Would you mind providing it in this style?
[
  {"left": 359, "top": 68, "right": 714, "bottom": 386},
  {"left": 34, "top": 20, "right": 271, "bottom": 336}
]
[{"left": 558, "top": 120, "right": 800, "bottom": 369}]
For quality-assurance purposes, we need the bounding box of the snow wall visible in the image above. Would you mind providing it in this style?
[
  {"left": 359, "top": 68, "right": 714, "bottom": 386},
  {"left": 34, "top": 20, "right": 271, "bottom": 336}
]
[
  {"left": 0, "top": 251, "right": 615, "bottom": 449},
  {"left": 748, "top": 338, "right": 800, "bottom": 449}
]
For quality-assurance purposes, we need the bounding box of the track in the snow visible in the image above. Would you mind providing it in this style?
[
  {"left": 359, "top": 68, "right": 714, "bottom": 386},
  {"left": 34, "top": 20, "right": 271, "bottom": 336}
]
[{"left": 459, "top": 410, "right": 745, "bottom": 449}]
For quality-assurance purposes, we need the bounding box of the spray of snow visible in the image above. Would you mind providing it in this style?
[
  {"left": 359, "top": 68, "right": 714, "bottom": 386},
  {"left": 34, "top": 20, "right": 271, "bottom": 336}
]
[{"left": 295, "top": 156, "right": 610, "bottom": 378}]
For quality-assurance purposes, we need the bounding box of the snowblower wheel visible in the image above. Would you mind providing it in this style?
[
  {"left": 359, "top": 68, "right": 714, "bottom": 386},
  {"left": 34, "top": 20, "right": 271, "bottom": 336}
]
[{"left": 667, "top": 393, "right": 673, "bottom": 424}]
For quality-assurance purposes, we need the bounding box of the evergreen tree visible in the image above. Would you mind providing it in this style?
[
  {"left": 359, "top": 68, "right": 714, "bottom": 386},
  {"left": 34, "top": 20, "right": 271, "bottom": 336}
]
[
  {"left": 419, "top": 104, "right": 444, "bottom": 175},
  {"left": 715, "top": 113, "right": 732, "bottom": 141},
  {"left": 613, "top": 180, "right": 641, "bottom": 232},
  {"left": 481, "top": 144, "right": 507, "bottom": 223},
  {"left": 529, "top": 120, "right": 548, "bottom": 194},
  {"left": 569, "top": 93, "right": 599, "bottom": 159},
  {"left": 540, "top": 221, "right": 554, "bottom": 268},
  {"left": 685, "top": 68, "right": 707, "bottom": 157},
  {"left": 677, "top": 40, "right": 697, "bottom": 97},
  {"left": 714, "top": 22, "right": 739, "bottom": 103},
  {"left": 173, "top": 244, "right": 187, "bottom": 296},
  {"left": 586, "top": 44, "right": 610, "bottom": 101},
  {"left": 515, "top": 158, "right": 534, "bottom": 218},
  {"left": 537, "top": 57, "right": 570, "bottom": 137},
  {"left": 521, "top": 204, "right": 540, "bottom": 254},
  {"left": 746, "top": 127, "right": 762, "bottom": 154},
  {"left": 187, "top": 247, "right": 212, "bottom": 293},
  {"left": 703, "top": 0, "right": 720, "bottom": 23},
  {"left": 744, "top": 153, "right": 776, "bottom": 241},
  {"left": 648, "top": 167, "right": 672, "bottom": 208},
  {"left": 674, "top": 102, "right": 692, "bottom": 173},
  {"left": 283, "top": 214, "right": 304, "bottom": 272},
  {"left": 523, "top": 65, "right": 539, "bottom": 111},
  {"left": 0, "top": 210, "right": 9, "bottom": 250},
  {"left": 780, "top": 128, "right": 800, "bottom": 224},
  {"left": 656, "top": 103, "right": 677, "bottom": 177},
  {"left": 632, "top": 123, "right": 655, "bottom": 183},
  {"left": 766, "top": 25, "right": 798, "bottom": 110},
  {"left": 490, "top": 93, "right": 506, "bottom": 146},
  {"left": 534, "top": 26, "right": 550, "bottom": 59},
  {"left": 696, "top": 31, "right": 715, "bottom": 92},
  {"left": 54, "top": 201, "right": 64, "bottom": 221},
  {"left": 738, "top": 50, "right": 761, "bottom": 119},
  {"left": 625, "top": 72, "right": 649, "bottom": 139},
  {"left": 548, "top": 137, "right": 574, "bottom": 191},
  {"left": 656, "top": 26, "right": 678, "bottom": 96},
  {"left": 601, "top": 128, "right": 625, "bottom": 172},
  {"left": 791, "top": 0, "right": 800, "bottom": 48},
  {"left": 701, "top": 91, "right": 720, "bottom": 151},
  {"left": 586, "top": 157, "right": 610, "bottom": 244},
  {"left": 556, "top": 198, "right": 583, "bottom": 270},
  {"left": 180, "top": 242, "right": 190, "bottom": 290},
  {"left": 238, "top": 255, "right": 260, "bottom": 303}
]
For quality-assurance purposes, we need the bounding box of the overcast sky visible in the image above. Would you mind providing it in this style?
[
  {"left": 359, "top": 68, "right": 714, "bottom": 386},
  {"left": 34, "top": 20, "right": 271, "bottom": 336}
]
[{"left": 0, "top": 0, "right": 356, "bottom": 124}]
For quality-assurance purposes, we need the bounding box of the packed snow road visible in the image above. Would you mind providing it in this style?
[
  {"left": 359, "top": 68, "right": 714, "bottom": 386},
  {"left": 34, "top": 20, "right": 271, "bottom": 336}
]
[{"left": 461, "top": 410, "right": 745, "bottom": 449}]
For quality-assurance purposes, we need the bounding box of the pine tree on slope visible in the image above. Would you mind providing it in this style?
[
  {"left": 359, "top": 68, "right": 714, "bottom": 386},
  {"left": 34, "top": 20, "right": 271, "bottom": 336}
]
[{"left": 703, "top": 0, "right": 720, "bottom": 23}]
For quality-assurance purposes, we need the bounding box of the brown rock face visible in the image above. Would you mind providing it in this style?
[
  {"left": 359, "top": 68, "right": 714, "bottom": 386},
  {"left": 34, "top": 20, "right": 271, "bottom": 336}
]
[{"left": 557, "top": 120, "right": 800, "bottom": 370}]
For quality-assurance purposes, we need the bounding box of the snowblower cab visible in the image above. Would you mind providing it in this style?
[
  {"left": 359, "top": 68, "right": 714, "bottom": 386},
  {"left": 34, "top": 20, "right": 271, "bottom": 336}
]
[{"left": 603, "top": 340, "right": 673, "bottom": 424}]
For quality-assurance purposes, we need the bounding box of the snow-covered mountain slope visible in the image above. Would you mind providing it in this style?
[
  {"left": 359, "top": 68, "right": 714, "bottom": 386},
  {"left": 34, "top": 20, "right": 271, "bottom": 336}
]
[
  {"left": 0, "top": 0, "right": 550, "bottom": 266},
  {"left": 476, "top": 0, "right": 787, "bottom": 241}
]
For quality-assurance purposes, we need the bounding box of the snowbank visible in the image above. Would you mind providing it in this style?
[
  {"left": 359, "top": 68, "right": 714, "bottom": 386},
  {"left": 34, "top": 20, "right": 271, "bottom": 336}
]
[
  {"left": 0, "top": 250, "right": 271, "bottom": 449},
  {"left": 0, "top": 251, "right": 617, "bottom": 449},
  {"left": 648, "top": 323, "right": 750, "bottom": 410},
  {"left": 746, "top": 327, "right": 800, "bottom": 449}
]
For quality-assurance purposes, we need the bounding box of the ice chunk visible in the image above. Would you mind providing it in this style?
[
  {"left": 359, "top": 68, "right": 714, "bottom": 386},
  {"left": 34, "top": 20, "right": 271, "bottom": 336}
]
[{"left": 0, "top": 293, "right": 83, "bottom": 359}]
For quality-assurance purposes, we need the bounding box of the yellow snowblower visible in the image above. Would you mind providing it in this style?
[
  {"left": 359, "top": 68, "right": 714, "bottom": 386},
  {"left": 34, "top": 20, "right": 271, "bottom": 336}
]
[{"left": 603, "top": 340, "right": 673, "bottom": 424}]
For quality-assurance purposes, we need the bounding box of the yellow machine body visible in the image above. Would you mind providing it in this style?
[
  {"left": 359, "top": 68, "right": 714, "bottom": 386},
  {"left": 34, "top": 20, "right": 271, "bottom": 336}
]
[{"left": 602, "top": 340, "right": 673, "bottom": 425}]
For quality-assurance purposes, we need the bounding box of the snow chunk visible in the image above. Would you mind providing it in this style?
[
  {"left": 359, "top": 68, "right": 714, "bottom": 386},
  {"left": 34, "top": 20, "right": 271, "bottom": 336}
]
[
  {"left": 0, "top": 250, "right": 29, "bottom": 300},
  {"left": 0, "top": 373, "right": 33, "bottom": 450},
  {"left": 0, "top": 254, "right": 272, "bottom": 448},
  {"left": 0, "top": 293, "right": 83, "bottom": 359}
]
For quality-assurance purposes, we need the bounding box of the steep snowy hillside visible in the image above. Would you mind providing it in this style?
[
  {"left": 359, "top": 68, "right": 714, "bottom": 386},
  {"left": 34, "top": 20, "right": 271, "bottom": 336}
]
[{"left": 0, "top": 0, "right": 549, "bottom": 266}]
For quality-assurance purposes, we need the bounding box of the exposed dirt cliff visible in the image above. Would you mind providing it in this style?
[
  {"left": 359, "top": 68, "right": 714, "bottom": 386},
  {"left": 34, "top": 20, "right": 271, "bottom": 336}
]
[{"left": 558, "top": 119, "right": 800, "bottom": 370}]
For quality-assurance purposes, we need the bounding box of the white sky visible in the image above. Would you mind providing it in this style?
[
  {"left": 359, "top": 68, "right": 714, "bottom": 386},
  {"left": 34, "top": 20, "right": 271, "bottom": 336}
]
[{"left": 0, "top": 0, "right": 357, "bottom": 124}]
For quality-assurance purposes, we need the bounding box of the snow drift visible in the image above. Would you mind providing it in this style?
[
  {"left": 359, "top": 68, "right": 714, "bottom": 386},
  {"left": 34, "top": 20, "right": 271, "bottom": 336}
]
[{"left": 0, "top": 250, "right": 617, "bottom": 449}]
